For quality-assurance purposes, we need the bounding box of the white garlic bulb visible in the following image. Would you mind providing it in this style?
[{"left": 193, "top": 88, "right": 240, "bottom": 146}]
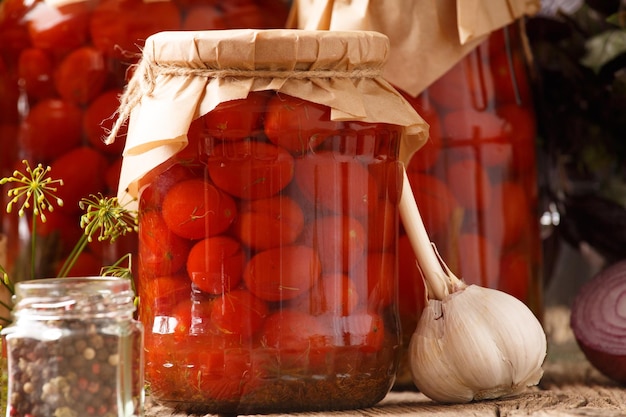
[
  {"left": 409, "top": 284, "right": 546, "bottom": 403},
  {"left": 398, "top": 169, "right": 547, "bottom": 403}
]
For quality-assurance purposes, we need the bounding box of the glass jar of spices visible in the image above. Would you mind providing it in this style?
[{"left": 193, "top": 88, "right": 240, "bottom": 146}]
[{"left": 2, "top": 277, "right": 144, "bottom": 417}]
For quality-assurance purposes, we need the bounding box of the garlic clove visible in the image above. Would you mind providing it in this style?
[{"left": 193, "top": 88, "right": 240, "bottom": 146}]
[{"left": 409, "top": 285, "right": 546, "bottom": 403}]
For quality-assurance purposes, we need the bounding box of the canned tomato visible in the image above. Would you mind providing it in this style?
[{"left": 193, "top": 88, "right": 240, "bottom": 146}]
[{"left": 109, "top": 29, "right": 427, "bottom": 414}]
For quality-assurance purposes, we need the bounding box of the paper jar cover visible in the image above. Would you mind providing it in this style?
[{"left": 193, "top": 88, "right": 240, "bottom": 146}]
[
  {"left": 108, "top": 29, "right": 429, "bottom": 207},
  {"left": 287, "top": 0, "right": 540, "bottom": 97}
]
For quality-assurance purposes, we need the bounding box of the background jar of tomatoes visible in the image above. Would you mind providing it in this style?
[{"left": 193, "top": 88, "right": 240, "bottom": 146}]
[
  {"left": 393, "top": 21, "right": 543, "bottom": 387},
  {"left": 0, "top": 0, "right": 289, "bottom": 281},
  {"left": 110, "top": 29, "right": 427, "bottom": 414}
]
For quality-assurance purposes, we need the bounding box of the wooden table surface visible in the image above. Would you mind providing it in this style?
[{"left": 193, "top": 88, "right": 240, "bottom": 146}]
[{"left": 145, "top": 306, "right": 626, "bottom": 417}]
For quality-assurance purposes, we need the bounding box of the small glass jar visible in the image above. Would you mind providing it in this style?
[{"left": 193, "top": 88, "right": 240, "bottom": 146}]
[
  {"left": 113, "top": 29, "right": 427, "bottom": 414},
  {"left": 2, "top": 277, "right": 144, "bottom": 417},
  {"left": 394, "top": 22, "right": 542, "bottom": 388}
]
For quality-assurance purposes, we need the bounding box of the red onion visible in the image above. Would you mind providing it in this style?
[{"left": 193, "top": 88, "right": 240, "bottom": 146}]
[{"left": 570, "top": 260, "right": 626, "bottom": 383}]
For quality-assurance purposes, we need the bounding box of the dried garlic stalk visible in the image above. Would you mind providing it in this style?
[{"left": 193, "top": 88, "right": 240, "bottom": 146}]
[{"left": 399, "top": 169, "right": 546, "bottom": 403}]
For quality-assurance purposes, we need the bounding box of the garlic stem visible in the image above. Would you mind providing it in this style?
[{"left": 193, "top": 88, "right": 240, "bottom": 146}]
[{"left": 399, "top": 167, "right": 463, "bottom": 300}]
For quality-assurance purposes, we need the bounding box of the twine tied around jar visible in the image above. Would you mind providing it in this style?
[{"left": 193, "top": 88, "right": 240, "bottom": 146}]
[{"left": 104, "top": 58, "right": 383, "bottom": 146}]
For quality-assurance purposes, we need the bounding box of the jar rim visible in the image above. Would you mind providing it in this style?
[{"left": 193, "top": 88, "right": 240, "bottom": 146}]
[
  {"left": 11, "top": 276, "right": 136, "bottom": 320},
  {"left": 14, "top": 276, "right": 132, "bottom": 295}
]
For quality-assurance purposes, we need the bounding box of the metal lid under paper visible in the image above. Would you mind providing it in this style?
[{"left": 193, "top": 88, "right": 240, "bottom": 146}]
[{"left": 106, "top": 29, "right": 428, "bottom": 207}]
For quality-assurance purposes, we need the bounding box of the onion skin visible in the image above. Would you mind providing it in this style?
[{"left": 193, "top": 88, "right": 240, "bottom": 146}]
[{"left": 570, "top": 260, "right": 626, "bottom": 384}]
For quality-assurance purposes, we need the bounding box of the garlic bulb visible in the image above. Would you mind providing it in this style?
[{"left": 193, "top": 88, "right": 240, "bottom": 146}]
[
  {"left": 398, "top": 169, "right": 547, "bottom": 403},
  {"left": 409, "top": 284, "right": 546, "bottom": 403}
]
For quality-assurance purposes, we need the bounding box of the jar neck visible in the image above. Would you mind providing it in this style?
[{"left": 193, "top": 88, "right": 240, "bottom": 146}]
[{"left": 11, "top": 277, "right": 136, "bottom": 320}]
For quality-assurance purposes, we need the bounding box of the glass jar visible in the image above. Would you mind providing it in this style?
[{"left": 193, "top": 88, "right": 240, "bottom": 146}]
[
  {"left": 2, "top": 276, "right": 143, "bottom": 417},
  {"left": 394, "top": 22, "right": 542, "bottom": 388},
  {"left": 0, "top": 0, "right": 290, "bottom": 281},
  {"left": 114, "top": 29, "right": 427, "bottom": 414}
]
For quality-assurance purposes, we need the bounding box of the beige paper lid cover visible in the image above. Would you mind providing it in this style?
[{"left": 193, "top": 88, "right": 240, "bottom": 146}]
[
  {"left": 109, "top": 29, "right": 428, "bottom": 206},
  {"left": 287, "top": 0, "right": 541, "bottom": 97}
]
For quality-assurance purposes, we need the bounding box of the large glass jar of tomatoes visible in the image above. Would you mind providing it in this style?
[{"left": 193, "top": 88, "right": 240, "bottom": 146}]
[
  {"left": 394, "top": 22, "right": 542, "bottom": 388},
  {"left": 0, "top": 0, "right": 289, "bottom": 281},
  {"left": 110, "top": 29, "right": 427, "bottom": 414}
]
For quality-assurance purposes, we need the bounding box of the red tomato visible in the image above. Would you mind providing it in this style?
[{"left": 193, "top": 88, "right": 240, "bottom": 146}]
[
  {"left": 143, "top": 273, "right": 191, "bottom": 316},
  {"left": 90, "top": 0, "right": 181, "bottom": 57},
  {"left": 54, "top": 250, "right": 102, "bottom": 277},
  {"left": 289, "top": 273, "right": 360, "bottom": 316},
  {"left": 83, "top": 89, "right": 126, "bottom": 155},
  {"left": 221, "top": 1, "right": 267, "bottom": 29},
  {"left": 444, "top": 158, "right": 493, "bottom": 212},
  {"left": 0, "top": 124, "right": 18, "bottom": 176},
  {"left": 406, "top": 172, "right": 458, "bottom": 237},
  {"left": 181, "top": 5, "right": 228, "bottom": 31},
  {"left": 0, "top": 0, "right": 32, "bottom": 57},
  {"left": 442, "top": 108, "right": 506, "bottom": 142},
  {"left": 33, "top": 209, "right": 83, "bottom": 254},
  {"left": 210, "top": 288, "right": 269, "bottom": 340},
  {"left": 428, "top": 53, "right": 495, "bottom": 112},
  {"left": 0, "top": 61, "right": 20, "bottom": 124},
  {"left": 456, "top": 233, "right": 500, "bottom": 288},
  {"left": 254, "top": 309, "right": 331, "bottom": 375},
  {"left": 233, "top": 195, "right": 304, "bottom": 251},
  {"left": 18, "top": 98, "right": 83, "bottom": 162},
  {"left": 294, "top": 151, "right": 379, "bottom": 218},
  {"left": 174, "top": 116, "right": 208, "bottom": 164},
  {"left": 498, "top": 104, "right": 537, "bottom": 173},
  {"left": 207, "top": 140, "right": 294, "bottom": 200},
  {"left": 49, "top": 146, "right": 109, "bottom": 213},
  {"left": 264, "top": 93, "right": 342, "bottom": 154},
  {"left": 368, "top": 160, "right": 403, "bottom": 205},
  {"left": 322, "top": 311, "right": 386, "bottom": 352},
  {"left": 485, "top": 180, "right": 529, "bottom": 248},
  {"left": 17, "top": 48, "right": 55, "bottom": 99},
  {"left": 186, "top": 346, "right": 252, "bottom": 401},
  {"left": 54, "top": 46, "right": 108, "bottom": 105},
  {"left": 498, "top": 250, "right": 531, "bottom": 302},
  {"left": 139, "top": 163, "right": 199, "bottom": 210},
  {"left": 172, "top": 0, "right": 218, "bottom": 10},
  {"left": 318, "top": 121, "right": 400, "bottom": 162},
  {"left": 26, "top": 1, "right": 91, "bottom": 52},
  {"left": 186, "top": 236, "right": 244, "bottom": 294},
  {"left": 170, "top": 298, "right": 217, "bottom": 341},
  {"left": 301, "top": 215, "right": 367, "bottom": 274},
  {"left": 139, "top": 210, "right": 191, "bottom": 277},
  {"left": 104, "top": 159, "right": 122, "bottom": 194},
  {"left": 351, "top": 252, "right": 396, "bottom": 310},
  {"left": 161, "top": 178, "right": 237, "bottom": 240},
  {"left": 366, "top": 199, "right": 397, "bottom": 251},
  {"left": 489, "top": 47, "right": 532, "bottom": 106},
  {"left": 204, "top": 91, "right": 270, "bottom": 141},
  {"left": 248, "top": 0, "right": 290, "bottom": 29},
  {"left": 243, "top": 245, "right": 321, "bottom": 302},
  {"left": 259, "top": 309, "right": 328, "bottom": 352}
]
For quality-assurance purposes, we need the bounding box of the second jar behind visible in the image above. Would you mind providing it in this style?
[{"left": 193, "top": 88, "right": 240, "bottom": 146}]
[{"left": 395, "top": 22, "right": 542, "bottom": 387}]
